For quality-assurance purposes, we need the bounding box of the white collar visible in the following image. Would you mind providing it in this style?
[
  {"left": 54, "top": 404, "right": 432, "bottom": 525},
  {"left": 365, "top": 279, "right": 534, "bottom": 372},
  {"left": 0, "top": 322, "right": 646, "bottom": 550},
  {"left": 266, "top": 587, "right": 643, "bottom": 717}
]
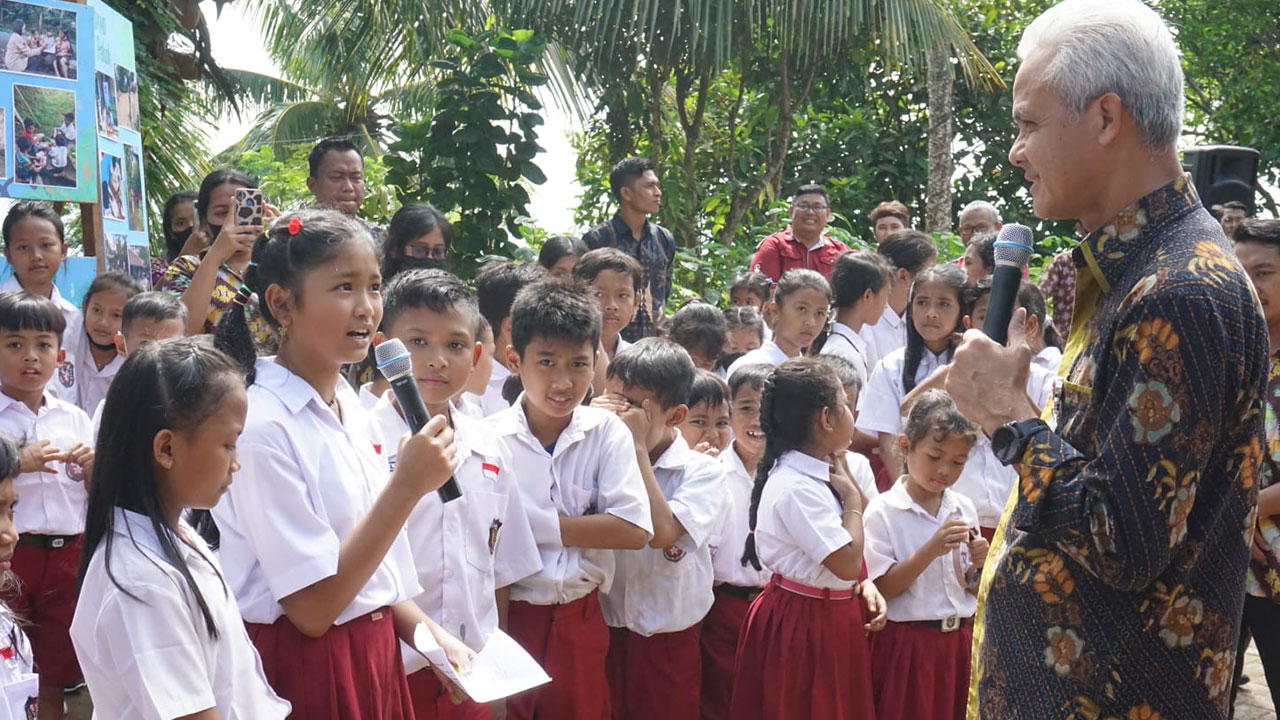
[
  {"left": 881, "top": 479, "right": 959, "bottom": 520},
  {"left": 776, "top": 450, "right": 830, "bottom": 481}
]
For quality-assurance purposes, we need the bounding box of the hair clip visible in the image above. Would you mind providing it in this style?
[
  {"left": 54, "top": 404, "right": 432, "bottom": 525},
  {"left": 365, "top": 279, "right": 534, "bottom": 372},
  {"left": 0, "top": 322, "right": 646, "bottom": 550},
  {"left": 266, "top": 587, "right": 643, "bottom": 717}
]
[{"left": 287, "top": 217, "right": 302, "bottom": 236}]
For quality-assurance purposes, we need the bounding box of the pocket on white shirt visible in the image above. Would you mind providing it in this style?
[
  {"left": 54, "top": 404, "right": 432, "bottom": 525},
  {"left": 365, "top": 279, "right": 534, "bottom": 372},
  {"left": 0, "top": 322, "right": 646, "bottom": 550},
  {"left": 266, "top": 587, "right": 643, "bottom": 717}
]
[{"left": 463, "top": 490, "right": 508, "bottom": 573}]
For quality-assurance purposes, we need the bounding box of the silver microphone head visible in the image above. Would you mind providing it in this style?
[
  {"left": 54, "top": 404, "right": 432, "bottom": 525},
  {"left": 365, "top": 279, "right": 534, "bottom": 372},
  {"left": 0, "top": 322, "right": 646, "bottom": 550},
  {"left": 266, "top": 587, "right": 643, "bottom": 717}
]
[
  {"left": 993, "top": 223, "right": 1034, "bottom": 269},
  {"left": 374, "top": 338, "right": 413, "bottom": 381}
]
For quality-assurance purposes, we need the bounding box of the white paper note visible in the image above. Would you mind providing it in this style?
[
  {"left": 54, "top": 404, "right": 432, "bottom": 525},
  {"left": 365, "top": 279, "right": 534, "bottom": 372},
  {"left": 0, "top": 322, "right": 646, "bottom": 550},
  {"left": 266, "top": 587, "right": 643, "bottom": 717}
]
[{"left": 412, "top": 623, "right": 551, "bottom": 703}]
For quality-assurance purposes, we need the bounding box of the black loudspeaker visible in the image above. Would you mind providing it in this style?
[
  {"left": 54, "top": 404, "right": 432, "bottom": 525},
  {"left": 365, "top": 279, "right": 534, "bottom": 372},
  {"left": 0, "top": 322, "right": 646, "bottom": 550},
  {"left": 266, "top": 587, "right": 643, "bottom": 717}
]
[{"left": 1182, "top": 145, "right": 1260, "bottom": 215}]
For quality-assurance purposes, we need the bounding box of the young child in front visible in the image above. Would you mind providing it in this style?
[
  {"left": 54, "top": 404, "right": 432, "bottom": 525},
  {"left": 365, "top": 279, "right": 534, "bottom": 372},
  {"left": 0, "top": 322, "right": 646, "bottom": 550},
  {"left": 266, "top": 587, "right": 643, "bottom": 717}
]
[
  {"left": 700, "top": 363, "right": 773, "bottom": 720},
  {"left": 89, "top": 291, "right": 189, "bottom": 438},
  {"left": 0, "top": 293, "right": 93, "bottom": 720},
  {"left": 669, "top": 303, "right": 727, "bottom": 372},
  {"left": 69, "top": 272, "right": 142, "bottom": 415},
  {"left": 211, "top": 210, "right": 472, "bottom": 719},
  {"left": 863, "top": 390, "right": 988, "bottom": 720},
  {"left": 0, "top": 434, "right": 38, "bottom": 719},
  {"left": 475, "top": 261, "right": 547, "bottom": 416},
  {"left": 679, "top": 370, "right": 732, "bottom": 457},
  {"left": 71, "top": 337, "right": 290, "bottom": 718},
  {"left": 726, "top": 269, "right": 830, "bottom": 379},
  {"left": 1, "top": 202, "right": 82, "bottom": 403},
  {"left": 592, "top": 339, "right": 726, "bottom": 720},
  {"left": 730, "top": 358, "right": 876, "bottom": 720},
  {"left": 491, "top": 279, "right": 653, "bottom": 720},
  {"left": 574, "top": 247, "right": 641, "bottom": 360},
  {"left": 370, "top": 268, "right": 542, "bottom": 719}
]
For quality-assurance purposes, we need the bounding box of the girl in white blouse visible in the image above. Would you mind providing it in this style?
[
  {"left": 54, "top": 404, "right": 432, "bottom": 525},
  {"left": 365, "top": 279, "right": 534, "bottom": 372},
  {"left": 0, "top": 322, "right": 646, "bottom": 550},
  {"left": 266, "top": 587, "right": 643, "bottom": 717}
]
[{"left": 0, "top": 435, "right": 37, "bottom": 720}]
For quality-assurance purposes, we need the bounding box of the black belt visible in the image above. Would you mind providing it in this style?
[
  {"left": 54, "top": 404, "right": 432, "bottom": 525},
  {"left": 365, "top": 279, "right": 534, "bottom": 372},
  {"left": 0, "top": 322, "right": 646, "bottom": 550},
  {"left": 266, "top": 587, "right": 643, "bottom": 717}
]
[
  {"left": 716, "top": 584, "right": 764, "bottom": 603},
  {"left": 17, "top": 534, "right": 79, "bottom": 550},
  {"left": 903, "top": 617, "right": 972, "bottom": 633}
]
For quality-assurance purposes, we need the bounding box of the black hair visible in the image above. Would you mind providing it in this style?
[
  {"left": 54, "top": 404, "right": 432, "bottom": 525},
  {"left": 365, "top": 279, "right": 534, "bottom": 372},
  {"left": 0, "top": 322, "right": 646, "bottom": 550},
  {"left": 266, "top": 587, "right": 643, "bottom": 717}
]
[
  {"left": 22, "top": 119, "right": 32, "bottom": 129},
  {"left": 214, "top": 209, "right": 376, "bottom": 384},
  {"left": 729, "top": 362, "right": 773, "bottom": 399},
  {"left": 573, "top": 247, "right": 642, "bottom": 291},
  {"left": 79, "top": 337, "right": 244, "bottom": 640},
  {"left": 475, "top": 261, "right": 548, "bottom": 338},
  {"left": 774, "top": 269, "right": 831, "bottom": 308},
  {"left": 382, "top": 268, "right": 482, "bottom": 338},
  {"left": 902, "top": 389, "right": 978, "bottom": 450},
  {"left": 729, "top": 271, "right": 772, "bottom": 304},
  {"left": 55, "top": 135, "right": 66, "bottom": 148},
  {"left": 718, "top": 306, "right": 766, "bottom": 371},
  {"left": 196, "top": 169, "right": 256, "bottom": 225},
  {"left": 878, "top": 230, "right": 937, "bottom": 274},
  {"left": 0, "top": 292, "right": 67, "bottom": 339},
  {"left": 83, "top": 271, "right": 143, "bottom": 311},
  {"left": 12, "top": 20, "right": 23, "bottom": 33},
  {"left": 3, "top": 201, "right": 66, "bottom": 249},
  {"left": 669, "top": 302, "right": 727, "bottom": 363},
  {"left": 162, "top": 191, "right": 199, "bottom": 260},
  {"left": 742, "top": 358, "right": 842, "bottom": 570},
  {"left": 509, "top": 278, "right": 601, "bottom": 356},
  {"left": 308, "top": 137, "right": 362, "bottom": 178},
  {"left": 384, "top": 202, "right": 452, "bottom": 277},
  {"left": 792, "top": 183, "right": 829, "bottom": 202},
  {"left": 830, "top": 251, "right": 891, "bottom": 309},
  {"left": 1234, "top": 218, "right": 1280, "bottom": 248},
  {"left": 607, "top": 337, "right": 696, "bottom": 411},
  {"left": 1016, "top": 281, "right": 1063, "bottom": 351},
  {"left": 538, "top": 235, "right": 588, "bottom": 270},
  {"left": 15, "top": 136, "right": 31, "bottom": 152},
  {"left": 815, "top": 353, "right": 863, "bottom": 394},
  {"left": 687, "top": 369, "right": 730, "bottom": 410},
  {"left": 122, "top": 291, "right": 188, "bottom": 333},
  {"left": 1221, "top": 200, "right": 1249, "bottom": 213},
  {"left": 609, "top": 157, "right": 657, "bottom": 202},
  {"left": 902, "top": 264, "right": 971, "bottom": 393},
  {"left": 0, "top": 434, "right": 20, "bottom": 484},
  {"left": 969, "top": 232, "right": 997, "bottom": 272}
]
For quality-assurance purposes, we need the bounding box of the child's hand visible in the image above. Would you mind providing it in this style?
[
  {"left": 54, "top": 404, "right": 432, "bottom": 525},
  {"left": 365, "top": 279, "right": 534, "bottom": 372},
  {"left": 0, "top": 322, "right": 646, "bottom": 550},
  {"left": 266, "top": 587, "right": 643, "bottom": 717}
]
[
  {"left": 926, "top": 518, "right": 971, "bottom": 558},
  {"left": 692, "top": 441, "right": 720, "bottom": 457},
  {"left": 431, "top": 626, "right": 476, "bottom": 704},
  {"left": 64, "top": 442, "right": 94, "bottom": 484},
  {"left": 860, "top": 580, "right": 888, "bottom": 634},
  {"left": 588, "top": 392, "right": 629, "bottom": 415},
  {"left": 618, "top": 398, "right": 653, "bottom": 443},
  {"left": 20, "top": 440, "right": 61, "bottom": 474},
  {"left": 207, "top": 223, "right": 260, "bottom": 264},
  {"left": 392, "top": 415, "right": 460, "bottom": 498},
  {"left": 827, "top": 453, "right": 864, "bottom": 513},
  {"left": 969, "top": 534, "right": 990, "bottom": 568}
]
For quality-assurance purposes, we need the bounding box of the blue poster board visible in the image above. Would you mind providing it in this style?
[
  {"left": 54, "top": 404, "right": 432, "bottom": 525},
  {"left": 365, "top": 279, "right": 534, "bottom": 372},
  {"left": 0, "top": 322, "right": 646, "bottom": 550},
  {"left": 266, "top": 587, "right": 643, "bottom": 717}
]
[{"left": 0, "top": 254, "right": 97, "bottom": 306}]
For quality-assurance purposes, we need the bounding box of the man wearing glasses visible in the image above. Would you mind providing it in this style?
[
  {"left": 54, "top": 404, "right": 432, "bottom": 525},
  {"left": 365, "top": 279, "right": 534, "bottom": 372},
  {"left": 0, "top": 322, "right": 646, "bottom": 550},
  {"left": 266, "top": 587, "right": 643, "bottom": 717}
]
[{"left": 750, "top": 184, "right": 852, "bottom": 282}]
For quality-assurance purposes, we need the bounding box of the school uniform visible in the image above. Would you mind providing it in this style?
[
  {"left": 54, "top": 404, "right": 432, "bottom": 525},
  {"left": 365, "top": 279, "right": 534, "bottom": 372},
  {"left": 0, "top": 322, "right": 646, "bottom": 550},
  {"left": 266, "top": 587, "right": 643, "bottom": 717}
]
[
  {"left": 357, "top": 381, "right": 381, "bottom": 411},
  {"left": 730, "top": 451, "right": 875, "bottom": 720},
  {"left": 478, "top": 362, "right": 511, "bottom": 416},
  {"left": 0, "top": 605, "right": 37, "bottom": 720},
  {"left": 701, "top": 444, "right": 772, "bottom": 720},
  {"left": 0, "top": 276, "right": 81, "bottom": 403},
  {"left": 491, "top": 399, "right": 653, "bottom": 720},
  {"left": 454, "top": 392, "right": 484, "bottom": 419},
  {"left": 602, "top": 434, "right": 725, "bottom": 720},
  {"left": 65, "top": 327, "right": 124, "bottom": 415},
  {"left": 864, "top": 484, "right": 979, "bottom": 720},
  {"left": 846, "top": 450, "right": 879, "bottom": 501},
  {"left": 820, "top": 321, "right": 871, "bottom": 386},
  {"left": 71, "top": 509, "right": 291, "bottom": 719},
  {"left": 0, "top": 391, "right": 91, "bottom": 690},
  {"left": 1034, "top": 345, "right": 1063, "bottom": 374},
  {"left": 725, "top": 340, "right": 791, "bottom": 379},
  {"left": 212, "top": 359, "right": 421, "bottom": 720},
  {"left": 369, "top": 393, "right": 542, "bottom": 719},
  {"left": 858, "top": 304, "right": 907, "bottom": 375}
]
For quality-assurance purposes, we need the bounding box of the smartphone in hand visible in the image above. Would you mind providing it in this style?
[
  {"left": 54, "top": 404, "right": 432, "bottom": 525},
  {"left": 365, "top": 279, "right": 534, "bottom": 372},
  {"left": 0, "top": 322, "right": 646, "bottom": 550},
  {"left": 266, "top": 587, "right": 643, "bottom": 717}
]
[{"left": 233, "top": 188, "right": 265, "bottom": 227}]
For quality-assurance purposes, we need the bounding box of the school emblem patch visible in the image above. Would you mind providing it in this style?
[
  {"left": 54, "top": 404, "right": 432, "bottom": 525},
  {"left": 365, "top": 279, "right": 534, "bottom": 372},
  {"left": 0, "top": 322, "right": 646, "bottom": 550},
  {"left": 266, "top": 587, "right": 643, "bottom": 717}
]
[
  {"left": 66, "top": 462, "right": 85, "bottom": 483},
  {"left": 488, "top": 518, "right": 503, "bottom": 554},
  {"left": 663, "top": 545, "right": 686, "bottom": 563},
  {"left": 57, "top": 361, "right": 74, "bottom": 388}
]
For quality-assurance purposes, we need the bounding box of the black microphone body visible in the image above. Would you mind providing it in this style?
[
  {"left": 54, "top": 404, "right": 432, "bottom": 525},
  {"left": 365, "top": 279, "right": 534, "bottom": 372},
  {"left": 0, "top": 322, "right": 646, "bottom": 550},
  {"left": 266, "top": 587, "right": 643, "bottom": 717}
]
[
  {"left": 376, "top": 339, "right": 462, "bottom": 503},
  {"left": 981, "top": 224, "right": 1035, "bottom": 345}
]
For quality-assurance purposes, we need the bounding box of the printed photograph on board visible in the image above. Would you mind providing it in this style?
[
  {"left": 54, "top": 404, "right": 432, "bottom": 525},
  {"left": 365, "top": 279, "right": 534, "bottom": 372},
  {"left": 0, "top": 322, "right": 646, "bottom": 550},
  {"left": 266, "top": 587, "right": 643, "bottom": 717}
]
[
  {"left": 124, "top": 143, "right": 142, "bottom": 231},
  {"left": 0, "top": 107, "right": 6, "bottom": 178},
  {"left": 94, "top": 69, "right": 115, "bottom": 139},
  {"left": 0, "top": 0, "right": 76, "bottom": 79},
  {"left": 12, "top": 83, "right": 75, "bottom": 187},
  {"left": 114, "top": 63, "right": 136, "bottom": 131},
  {"left": 103, "top": 231, "right": 126, "bottom": 274},
  {"left": 99, "top": 151, "right": 123, "bottom": 220}
]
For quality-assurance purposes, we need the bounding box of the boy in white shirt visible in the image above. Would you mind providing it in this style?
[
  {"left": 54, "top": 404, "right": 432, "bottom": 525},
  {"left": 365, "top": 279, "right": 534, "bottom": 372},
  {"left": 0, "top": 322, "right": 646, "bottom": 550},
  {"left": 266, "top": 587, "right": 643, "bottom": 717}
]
[
  {"left": 573, "top": 248, "right": 641, "bottom": 362},
  {"left": 0, "top": 293, "right": 93, "bottom": 720},
  {"left": 369, "top": 269, "right": 542, "bottom": 719},
  {"left": 592, "top": 339, "right": 726, "bottom": 720},
  {"left": 473, "top": 261, "right": 547, "bottom": 416},
  {"left": 89, "top": 292, "right": 188, "bottom": 438},
  {"left": 491, "top": 279, "right": 653, "bottom": 720}
]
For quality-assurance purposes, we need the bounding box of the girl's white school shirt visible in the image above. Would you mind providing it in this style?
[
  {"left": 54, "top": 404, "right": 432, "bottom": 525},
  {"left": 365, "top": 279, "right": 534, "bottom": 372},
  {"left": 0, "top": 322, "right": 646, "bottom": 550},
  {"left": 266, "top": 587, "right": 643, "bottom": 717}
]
[
  {"left": 755, "top": 450, "right": 857, "bottom": 591},
  {"left": 0, "top": 391, "right": 92, "bottom": 535},
  {"left": 863, "top": 483, "right": 979, "bottom": 622},
  {"left": 490, "top": 398, "right": 653, "bottom": 606},
  {"left": 0, "top": 605, "right": 36, "bottom": 720},
  {"left": 0, "top": 275, "right": 81, "bottom": 404},
  {"left": 725, "top": 340, "right": 791, "bottom": 380},
  {"left": 858, "top": 305, "right": 907, "bottom": 376},
  {"left": 357, "top": 381, "right": 381, "bottom": 411},
  {"left": 1034, "top": 345, "right": 1063, "bottom": 374},
  {"left": 602, "top": 434, "right": 725, "bottom": 636},
  {"left": 368, "top": 393, "right": 542, "bottom": 663},
  {"left": 820, "top": 321, "right": 871, "bottom": 388},
  {"left": 709, "top": 444, "right": 773, "bottom": 589},
  {"left": 65, "top": 327, "right": 123, "bottom": 415},
  {"left": 477, "top": 363, "right": 512, "bottom": 417},
  {"left": 213, "top": 359, "right": 421, "bottom": 625},
  {"left": 71, "top": 509, "right": 291, "bottom": 720}
]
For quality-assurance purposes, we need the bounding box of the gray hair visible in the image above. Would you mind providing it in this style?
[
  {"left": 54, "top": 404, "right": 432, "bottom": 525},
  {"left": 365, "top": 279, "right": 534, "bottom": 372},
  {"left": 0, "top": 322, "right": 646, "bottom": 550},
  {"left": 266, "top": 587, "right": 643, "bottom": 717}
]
[
  {"left": 1018, "top": 0, "right": 1183, "bottom": 151},
  {"left": 960, "top": 200, "right": 1001, "bottom": 225}
]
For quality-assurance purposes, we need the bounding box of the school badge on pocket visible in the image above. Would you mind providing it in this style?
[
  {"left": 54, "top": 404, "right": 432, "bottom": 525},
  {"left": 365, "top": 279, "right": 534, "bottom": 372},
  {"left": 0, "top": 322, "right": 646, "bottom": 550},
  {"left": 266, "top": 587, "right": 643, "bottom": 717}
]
[
  {"left": 58, "top": 360, "right": 74, "bottom": 388},
  {"left": 488, "top": 518, "right": 503, "bottom": 554},
  {"left": 66, "top": 462, "right": 85, "bottom": 483}
]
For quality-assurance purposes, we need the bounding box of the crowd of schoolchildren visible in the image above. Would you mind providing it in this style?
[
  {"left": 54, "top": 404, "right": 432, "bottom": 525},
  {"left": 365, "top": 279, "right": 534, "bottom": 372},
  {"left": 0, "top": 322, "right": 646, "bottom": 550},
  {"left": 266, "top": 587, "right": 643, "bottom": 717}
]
[{"left": 0, "top": 148, "right": 1076, "bottom": 720}]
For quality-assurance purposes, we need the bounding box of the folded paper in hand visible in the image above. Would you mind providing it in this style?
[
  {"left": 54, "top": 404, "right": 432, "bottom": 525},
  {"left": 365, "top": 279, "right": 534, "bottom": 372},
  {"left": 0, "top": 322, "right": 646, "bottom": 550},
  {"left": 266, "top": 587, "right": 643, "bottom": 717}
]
[{"left": 412, "top": 623, "right": 551, "bottom": 704}]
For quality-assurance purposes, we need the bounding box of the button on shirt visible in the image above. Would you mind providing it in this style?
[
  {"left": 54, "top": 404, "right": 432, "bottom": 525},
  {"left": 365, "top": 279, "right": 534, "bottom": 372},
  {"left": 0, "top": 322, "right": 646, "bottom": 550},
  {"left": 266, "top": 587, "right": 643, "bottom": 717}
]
[
  {"left": 582, "top": 213, "right": 675, "bottom": 342},
  {"left": 755, "top": 451, "right": 856, "bottom": 590},
  {"left": 213, "top": 360, "right": 421, "bottom": 625},
  {"left": 603, "top": 435, "right": 725, "bottom": 636},
  {"left": 0, "top": 275, "right": 81, "bottom": 404},
  {"left": 491, "top": 399, "right": 653, "bottom": 605},
  {"left": 71, "top": 509, "right": 291, "bottom": 720},
  {"left": 368, "top": 394, "right": 542, "bottom": 660},
  {"left": 0, "top": 392, "right": 91, "bottom": 535},
  {"left": 726, "top": 340, "right": 791, "bottom": 380},
  {"left": 859, "top": 305, "right": 907, "bottom": 375},
  {"left": 710, "top": 445, "right": 773, "bottom": 589},
  {"left": 864, "top": 484, "right": 979, "bottom": 622}
]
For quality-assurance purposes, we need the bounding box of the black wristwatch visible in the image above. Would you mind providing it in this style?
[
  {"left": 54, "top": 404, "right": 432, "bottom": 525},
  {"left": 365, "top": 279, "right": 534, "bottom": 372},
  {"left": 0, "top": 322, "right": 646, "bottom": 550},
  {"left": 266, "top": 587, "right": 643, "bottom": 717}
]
[{"left": 991, "top": 418, "right": 1050, "bottom": 466}]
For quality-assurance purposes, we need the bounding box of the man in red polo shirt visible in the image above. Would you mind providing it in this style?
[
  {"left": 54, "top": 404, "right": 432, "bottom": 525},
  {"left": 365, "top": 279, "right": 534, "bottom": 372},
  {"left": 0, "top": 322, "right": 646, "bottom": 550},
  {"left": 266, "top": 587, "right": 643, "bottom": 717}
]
[{"left": 750, "top": 184, "right": 852, "bottom": 281}]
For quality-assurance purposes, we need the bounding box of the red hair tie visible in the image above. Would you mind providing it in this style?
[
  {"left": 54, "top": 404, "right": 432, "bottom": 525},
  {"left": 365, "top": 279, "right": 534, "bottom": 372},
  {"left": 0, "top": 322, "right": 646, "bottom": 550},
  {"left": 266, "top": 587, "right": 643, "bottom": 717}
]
[{"left": 287, "top": 217, "right": 302, "bottom": 236}]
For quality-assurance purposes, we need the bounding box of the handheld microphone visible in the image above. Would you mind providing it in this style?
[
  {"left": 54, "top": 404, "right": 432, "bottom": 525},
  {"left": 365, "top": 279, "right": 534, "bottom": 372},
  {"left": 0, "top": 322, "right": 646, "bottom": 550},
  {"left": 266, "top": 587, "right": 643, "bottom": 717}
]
[
  {"left": 981, "top": 224, "right": 1035, "bottom": 345},
  {"left": 375, "top": 338, "right": 462, "bottom": 503}
]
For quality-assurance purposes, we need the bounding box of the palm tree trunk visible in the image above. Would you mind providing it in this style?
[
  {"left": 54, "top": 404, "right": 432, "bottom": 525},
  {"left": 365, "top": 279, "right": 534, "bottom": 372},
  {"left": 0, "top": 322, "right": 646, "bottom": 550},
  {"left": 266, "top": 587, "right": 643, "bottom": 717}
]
[{"left": 926, "top": 47, "right": 954, "bottom": 234}]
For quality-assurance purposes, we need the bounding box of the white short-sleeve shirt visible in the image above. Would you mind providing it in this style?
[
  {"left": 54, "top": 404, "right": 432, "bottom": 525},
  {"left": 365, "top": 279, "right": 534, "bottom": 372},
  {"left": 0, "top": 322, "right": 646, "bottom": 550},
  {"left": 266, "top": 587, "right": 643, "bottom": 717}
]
[
  {"left": 71, "top": 509, "right": 291, "bottom": 720},
  {"left": 846, "top": 450, "right": 879, "bottom": 501},
  {"left": 1034, "top": 346, "right": 1063, "bottom": 375},
  {"left": 357, "top": 382, "right": 381, "bottom": 411},
  {"left": 368, "top": 394, "right": 541, "bottom": 662},
  {"left": 0, "top": 276, "right": 81, "bottom": 404},
  {"left": 213, "top": 359, "right": 421, "bottom": 625},
  {"left": 0, "top": 605, "right": 35, "bottom": 720},
  {"left": 602, "top": 435, "right": 725, "bottom": 636},
  {"left": 819, "top": 321, "right": 870, "bottom": 386},
  {"left": 491, "top": 399, "right": 653, "bottom": 605},
  {"left": 754, "top": 451, "right": 856, "bottom": 590},
  {"left": 65, "top": 326, "right": 123, "bottom": 416},
  {"left": 0, "top": 392, "right": 91, "bottom": 535},
  {"left": 726, "top": 341, "right": 791, "bottom": 380},
  {"left": 863, "top": 484, "right": 979, "bottom": 622},
  {"left": 709, "top": 444, "right": 772, "bottom": 588},
  {"left": 858, "top": 305, "right": 906, "bottom": 375},
  {"left": 477, "top": 363, "right": 512, "bottom": 417},
  {"left": 857, "top": 346, "right": 948, "bottom": 436}
]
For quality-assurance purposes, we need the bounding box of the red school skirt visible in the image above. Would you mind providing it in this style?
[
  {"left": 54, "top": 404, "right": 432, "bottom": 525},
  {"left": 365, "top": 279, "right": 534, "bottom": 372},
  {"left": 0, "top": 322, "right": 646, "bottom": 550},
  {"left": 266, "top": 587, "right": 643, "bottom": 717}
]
[
  {"left": 246, "top": 607, "right": 413, "bottom": 720},
  {"left": 607, "top": 625, "right": 701, "bottom": 720},
  {"left": 407, "top": 667, "right": 489, "bottom": 720},
  {"left": 729, "top": 576, "right": 876, "bottom": 720},
  {"left": 870, "top": 619, "right": 972, "bottom": 720},
  {"left": 506, "top": 590, "right": 611, "bottom": 720},
  {"left": 700, "top": 585, "right": 758, "bottom": 720}
]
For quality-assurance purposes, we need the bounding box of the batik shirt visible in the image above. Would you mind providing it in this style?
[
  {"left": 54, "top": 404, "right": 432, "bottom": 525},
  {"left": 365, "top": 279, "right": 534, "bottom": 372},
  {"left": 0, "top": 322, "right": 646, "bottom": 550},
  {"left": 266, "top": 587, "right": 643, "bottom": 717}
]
[
  {"left": 973, "top": 175, "right": 1268, "bottom": 719},
  {"left": 582, "top": 213, "right": 675, "bottom": 341},
  {"left": 1245, "top": 352, "right": 1280, "bottom": 601},
  {"left": 1038, "top": 249, "right": 1076, "bottom": 339},
  {"left": 160, "top": 254, "right": 277, "bottom": 353}
]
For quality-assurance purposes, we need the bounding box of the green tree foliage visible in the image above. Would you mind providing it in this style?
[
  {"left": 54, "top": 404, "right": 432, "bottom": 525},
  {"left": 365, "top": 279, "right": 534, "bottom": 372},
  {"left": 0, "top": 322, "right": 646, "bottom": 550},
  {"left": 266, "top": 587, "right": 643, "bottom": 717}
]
[{"left": 229, "top": 144, "right": 397, "bottom": 224}]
